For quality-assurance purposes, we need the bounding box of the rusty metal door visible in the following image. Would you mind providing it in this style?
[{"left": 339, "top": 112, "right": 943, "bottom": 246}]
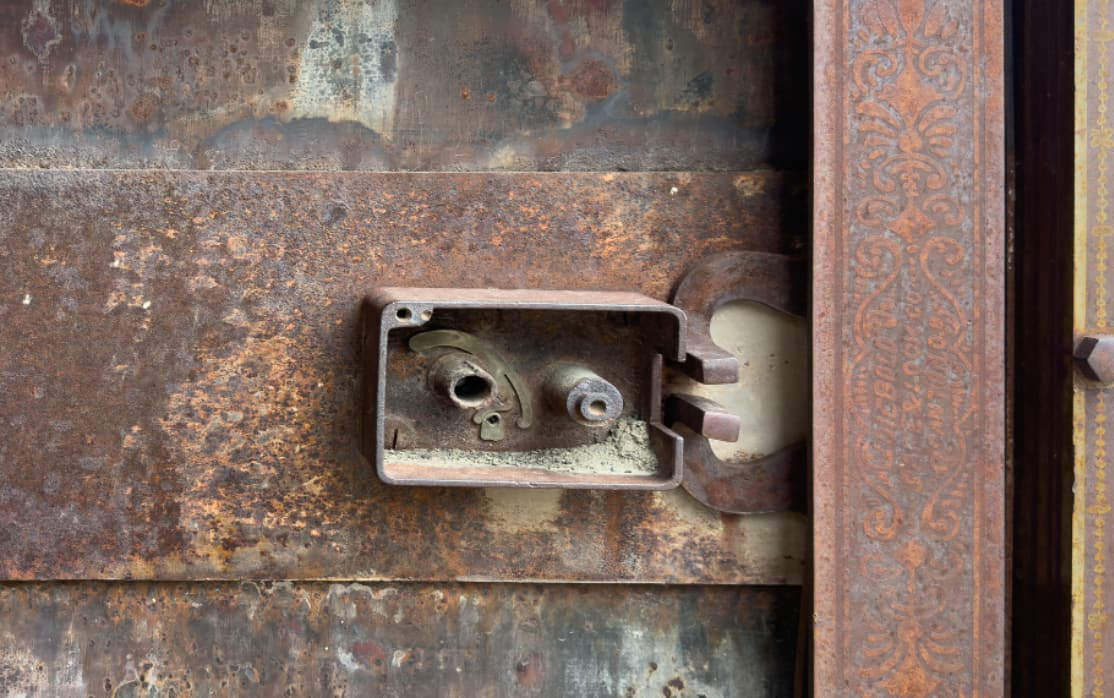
[{"left": 0, "top": 1, "right": 809, "bottom": 695}]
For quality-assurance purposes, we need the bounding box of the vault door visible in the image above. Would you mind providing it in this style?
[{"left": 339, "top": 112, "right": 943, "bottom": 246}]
[{"left": 0, "top": 2, "right": 808, "bottom": 695}]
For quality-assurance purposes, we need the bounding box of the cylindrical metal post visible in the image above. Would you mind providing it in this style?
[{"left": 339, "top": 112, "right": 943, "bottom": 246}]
[
  {"left": 428, "top": 352, "right": 498, "bottom": 410},
  {"left": 544, "top": 365, "right": 624, "bottom": 427}
]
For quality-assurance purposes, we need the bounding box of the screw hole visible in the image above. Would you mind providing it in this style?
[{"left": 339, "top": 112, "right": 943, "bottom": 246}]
[
  {"left": 586, "top": 399, "right": 608, "bottom": 417},
  {"left": 486, "top": 414, "right": 500, "bottom": 425},
  {"left": 396, "top": 307, "right": 412, "bottom": 321},
  {"left": 452, "top": 375, "right": 492, "bottom": 403}
]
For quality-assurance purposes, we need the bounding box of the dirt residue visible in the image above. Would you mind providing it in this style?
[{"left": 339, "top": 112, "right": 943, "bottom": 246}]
[{"left": 384, "top": 418, "right": 659, "bottom": 475}]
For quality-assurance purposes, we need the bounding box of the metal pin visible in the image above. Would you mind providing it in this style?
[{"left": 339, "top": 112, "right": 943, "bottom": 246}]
[
  {"left": 665, "top": 393, "right": 741, "bottom": 442},
  {"left": 545, "top": 365, "right": 624, "bottom": 427}
]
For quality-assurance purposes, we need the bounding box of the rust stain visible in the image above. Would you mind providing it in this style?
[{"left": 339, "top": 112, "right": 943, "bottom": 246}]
[
  {"left": 127, "top": 94, "right": 158, "bottom": 123},
  {"left": 516, "top": 654, "right": 544, "bottom": 688},
  {"left": 812, "top": 0, "right": 1006, "bottom": 695},
  {"left": 20, "top": 10, "right": 59, "bottom": 61},
  {"left": 559, "top": 59, "right": 617, "bottom": 99},
  {"left": 351, "top": 640, "right": 389, "bottom": 668}
]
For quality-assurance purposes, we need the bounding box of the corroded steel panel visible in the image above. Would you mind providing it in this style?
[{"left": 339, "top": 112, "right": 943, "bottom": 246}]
[
  {"left": 0, "top": 582, "right": 800, "bottom": 697},
  {"left": 0, "top": 1, "right": 809, "bottom": 693},
  {"left": 812, "top": 0, "right": 1006, "bottom": 695},
  {"left": 0, "top": 0, "right": 807, "bottom": 172},
  {"left": 0, "top": 170, "right": 806, "bottom": 583}
]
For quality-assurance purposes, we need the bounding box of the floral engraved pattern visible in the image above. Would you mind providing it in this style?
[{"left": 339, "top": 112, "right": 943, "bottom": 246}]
[{"left": 845, "top": 1, "right": 974, "bottom": 695}]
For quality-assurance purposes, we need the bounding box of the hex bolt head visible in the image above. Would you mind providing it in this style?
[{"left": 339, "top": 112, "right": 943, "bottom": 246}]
[{"left": 1075, "top": 335, "right": 1114, "bottom": 384}]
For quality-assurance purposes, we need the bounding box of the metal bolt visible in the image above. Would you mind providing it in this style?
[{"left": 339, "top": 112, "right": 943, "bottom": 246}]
[{"left": 1075, "top": 335, "right": 1114, "bottom": 384}]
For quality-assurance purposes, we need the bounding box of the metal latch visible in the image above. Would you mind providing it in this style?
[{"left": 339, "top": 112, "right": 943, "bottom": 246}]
[{"left": 359, "top": 252, "right": 805, "bottom": 512}]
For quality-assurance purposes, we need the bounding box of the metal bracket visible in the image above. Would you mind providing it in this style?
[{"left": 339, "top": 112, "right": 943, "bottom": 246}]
[{"left": 666, "top": 251, "right": 807, "bottom": 514}]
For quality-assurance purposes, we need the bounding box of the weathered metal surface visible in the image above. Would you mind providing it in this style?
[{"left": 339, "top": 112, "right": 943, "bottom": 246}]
[
  {"left": 0, "top": 581, "right": 801, "bottom": 697},
  {"left": 1074, "top": 0, "right": 1114, "bottom": 692},
  {"left": 812, "top": 0, "right": 1006, "bottom": 695},
  {"left": 365, "top": 289, "right": 686, "bottom": 489},
  {"left": 0, "top": 1, "right": 809, "bottom": 693},
  {"left": 0, "top": 0, "right": 807, "bottom": 172},
  {"left": 0, "top": 169, "right": 806, "bottom": 582}
]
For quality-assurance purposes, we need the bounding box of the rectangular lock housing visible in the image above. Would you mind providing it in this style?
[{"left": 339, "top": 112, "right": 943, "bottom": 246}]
[{"left": 360, "top": 288, "right": 686, "bottom": 489}]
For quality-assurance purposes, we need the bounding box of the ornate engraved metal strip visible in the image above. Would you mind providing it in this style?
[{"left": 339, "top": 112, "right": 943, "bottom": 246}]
[
  {"left": 812, "top": 1, "right": 1005, "bottom": 695},
  {"left": 1075, "top": 0, "right": 1114, "bottom": 693}
]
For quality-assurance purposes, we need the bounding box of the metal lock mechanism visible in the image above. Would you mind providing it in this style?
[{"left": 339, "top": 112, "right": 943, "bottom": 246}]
[
  {"left": 359, "top": 252, "right": 805, "bottom": 510},
  {"left": 361, "top": 288, "right": 687, "bottom": 489}
]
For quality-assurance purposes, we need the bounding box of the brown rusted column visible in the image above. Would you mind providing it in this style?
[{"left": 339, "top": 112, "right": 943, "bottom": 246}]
[{"left": 812, "top": 1, "right": 1006, "bottom": 695}]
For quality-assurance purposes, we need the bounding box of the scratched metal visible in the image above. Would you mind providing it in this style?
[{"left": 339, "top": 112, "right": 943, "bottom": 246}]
[
  {"left": 0, "top": 169, "right": 806, "bottom": 582},
  {"left": 812, "top": 0, "right": 1006, "bottom": 696},
  {"left": 0, "top": 0, "right": 807, "bottom": 172},
  {"left": 0, "top": 581, "right": 800, "bottom": 697}
]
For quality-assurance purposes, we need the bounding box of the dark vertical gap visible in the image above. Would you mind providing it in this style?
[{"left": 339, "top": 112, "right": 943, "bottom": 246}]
[
  {"left": 1004, "top": 2, "right": 1016, "bottom": 693},
  {"left": 1010, "top": 0, "right": 1074, "bottom": 695}
]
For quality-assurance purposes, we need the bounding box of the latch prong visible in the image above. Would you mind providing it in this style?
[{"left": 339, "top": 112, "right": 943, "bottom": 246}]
[{"left": 665, "top": 393, "right": 741, "bottom": 443}]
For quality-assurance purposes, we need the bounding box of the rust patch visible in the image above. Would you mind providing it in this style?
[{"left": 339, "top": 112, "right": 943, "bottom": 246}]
[
  {"left": 560, "top": 59, "right": 617, "bottom": 100},
  {"left": 350, "top": 640, "right": 389, "bottom": 668},
  {"left": 516, "top": 654, "right": 544, "bottom": 688},
  {"left": 127, "top": 94, "right": 158, "bottom": 123},
  {"left": 20, "top": 10, "right": 59, "bottom": 62}
]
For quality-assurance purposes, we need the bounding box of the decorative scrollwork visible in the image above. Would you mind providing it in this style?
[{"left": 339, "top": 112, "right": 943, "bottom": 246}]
[{"left": 843, "top": 0, "right": 976, "bottom": 694}]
